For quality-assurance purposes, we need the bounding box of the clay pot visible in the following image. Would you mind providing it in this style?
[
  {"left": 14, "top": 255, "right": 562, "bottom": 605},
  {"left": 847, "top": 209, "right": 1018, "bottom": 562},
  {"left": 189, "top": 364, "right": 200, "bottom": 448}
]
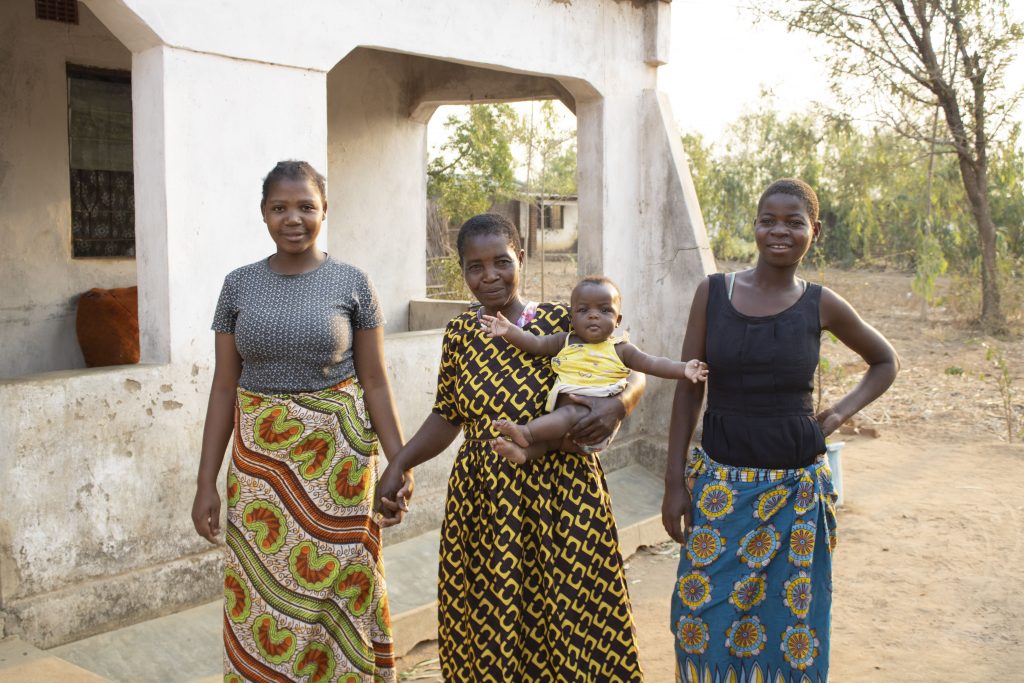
[{"left": 75, "top": 286, "right": 140, "bottom": 367}]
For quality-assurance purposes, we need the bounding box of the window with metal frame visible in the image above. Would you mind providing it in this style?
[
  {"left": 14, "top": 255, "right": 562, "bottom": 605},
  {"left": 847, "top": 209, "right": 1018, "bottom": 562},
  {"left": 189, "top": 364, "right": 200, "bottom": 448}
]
[
  {"left": 67, "top": 64, "right": 135, "bottom": 258},
  {"left": 36, "top": 0, "right": 78, "bottom": 24}
]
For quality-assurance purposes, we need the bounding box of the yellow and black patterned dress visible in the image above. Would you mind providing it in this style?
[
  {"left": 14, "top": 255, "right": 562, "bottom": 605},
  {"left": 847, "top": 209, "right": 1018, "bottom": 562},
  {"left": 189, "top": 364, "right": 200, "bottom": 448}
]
[{"left": 433, "top": 302, "right": 643, "bottom": 682}]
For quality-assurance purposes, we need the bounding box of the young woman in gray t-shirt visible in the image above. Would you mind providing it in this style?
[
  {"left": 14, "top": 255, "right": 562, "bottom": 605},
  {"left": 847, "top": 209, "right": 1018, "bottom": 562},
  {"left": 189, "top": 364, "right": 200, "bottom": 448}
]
[{"left": 191, "top": 161, "right": 404, "bottom": 682}]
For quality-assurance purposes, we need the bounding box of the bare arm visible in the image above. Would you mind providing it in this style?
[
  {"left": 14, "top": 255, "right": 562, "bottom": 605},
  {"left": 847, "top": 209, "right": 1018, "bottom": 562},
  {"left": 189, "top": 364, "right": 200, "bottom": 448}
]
[
  {"left": 662, "top": 278, "right": 709, "bottom": 544},
  {"left": 375, "top": 318, "right": 463, "bottom": 526},
  {"left": 479, "top": 311, "right": 567, "bottom": 356},
  {"left": 389, "top": 412, "right": 461, "bottom": 471},
  {"left": 617, "top": 343, "right": 699, "bottom": 380},
  {"left": 817, "top": 287, "right": 899, "bottom": 435},
  {"left": 191, "top": 333, "right": 243, "bottom": 543},
  {"left": 375, "top": 412, "right": 460, "bottom": 526},
  {"left": 353, "top": 327, "right": 404, "bottom": 459}
]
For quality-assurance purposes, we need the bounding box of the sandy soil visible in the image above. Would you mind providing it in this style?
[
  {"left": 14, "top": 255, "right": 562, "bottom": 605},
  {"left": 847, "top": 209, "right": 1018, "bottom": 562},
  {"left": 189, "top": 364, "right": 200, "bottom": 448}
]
[{"left": 397, "top": 264, "right": 1024, "bottom": 682}]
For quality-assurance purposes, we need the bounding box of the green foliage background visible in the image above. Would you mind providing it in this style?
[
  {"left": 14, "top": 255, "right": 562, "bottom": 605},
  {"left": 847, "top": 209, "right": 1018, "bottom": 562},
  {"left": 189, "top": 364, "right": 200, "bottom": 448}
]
[
  {"left": 427, "top": 101, "right": 577, "bottom": 228},
  {"left": 684, "top": 95, "right": 1024, "bottom": 283}
]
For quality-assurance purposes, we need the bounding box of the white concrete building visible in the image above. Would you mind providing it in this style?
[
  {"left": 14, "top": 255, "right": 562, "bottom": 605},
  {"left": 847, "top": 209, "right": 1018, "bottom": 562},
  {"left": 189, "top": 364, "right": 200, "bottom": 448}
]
[{"left": 0, "top": 0, "right": 713, "bottom": 649}]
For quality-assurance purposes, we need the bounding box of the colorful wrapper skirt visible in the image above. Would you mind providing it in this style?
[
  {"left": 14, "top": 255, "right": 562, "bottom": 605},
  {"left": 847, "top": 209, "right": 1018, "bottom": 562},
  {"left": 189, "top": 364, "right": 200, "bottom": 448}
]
[
  {"left": 670, "top": 448, "right": 837, "bottom": 683},
  {"left": 223, "top": 379, "right": 394, "bottom": 683}
]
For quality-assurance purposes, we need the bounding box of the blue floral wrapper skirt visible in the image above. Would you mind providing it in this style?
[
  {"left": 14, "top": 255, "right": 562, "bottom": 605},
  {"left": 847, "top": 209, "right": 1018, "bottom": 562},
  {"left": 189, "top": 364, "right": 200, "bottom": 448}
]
[{"left": 670, "top": 448, "right": 837, "bottom": 683}]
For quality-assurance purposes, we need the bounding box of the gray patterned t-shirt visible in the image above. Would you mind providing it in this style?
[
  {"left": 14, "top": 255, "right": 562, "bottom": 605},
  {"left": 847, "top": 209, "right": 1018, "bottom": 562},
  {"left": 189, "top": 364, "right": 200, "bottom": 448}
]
[{"left": 211, "top": 256, "right": 384, "bottom": 393}]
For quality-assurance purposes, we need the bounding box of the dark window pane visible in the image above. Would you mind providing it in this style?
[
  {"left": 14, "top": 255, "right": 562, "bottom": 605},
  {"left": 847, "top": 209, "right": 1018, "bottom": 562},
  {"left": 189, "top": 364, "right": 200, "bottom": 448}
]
[
  {"left": 36, "top": 0, "right": 78, "bottom": 24},
  {"left": 67, "top": 67, "right": 134, "bottom": 258}
]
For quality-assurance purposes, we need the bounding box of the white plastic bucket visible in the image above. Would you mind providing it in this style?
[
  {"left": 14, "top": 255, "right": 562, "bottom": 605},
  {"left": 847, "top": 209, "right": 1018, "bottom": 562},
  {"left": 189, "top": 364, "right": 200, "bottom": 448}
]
[{"left": 825, "top": 441, "right": 845, "bottom": 507}]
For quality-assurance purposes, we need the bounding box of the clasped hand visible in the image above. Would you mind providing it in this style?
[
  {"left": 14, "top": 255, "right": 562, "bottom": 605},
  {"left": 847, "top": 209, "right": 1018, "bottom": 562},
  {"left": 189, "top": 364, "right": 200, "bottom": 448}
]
[
  {"left": 375, "top": 463, "right": 414, "bottom": 528},
  {"left": 564, "top": 393, "right": 625, "bottom": 446}
]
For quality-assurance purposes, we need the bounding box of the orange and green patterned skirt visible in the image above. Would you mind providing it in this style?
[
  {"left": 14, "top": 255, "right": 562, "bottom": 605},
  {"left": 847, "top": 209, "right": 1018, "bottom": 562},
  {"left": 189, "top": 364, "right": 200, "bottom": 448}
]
[{"left": 222, "top": 379, "right": 393, "bottom": 683}]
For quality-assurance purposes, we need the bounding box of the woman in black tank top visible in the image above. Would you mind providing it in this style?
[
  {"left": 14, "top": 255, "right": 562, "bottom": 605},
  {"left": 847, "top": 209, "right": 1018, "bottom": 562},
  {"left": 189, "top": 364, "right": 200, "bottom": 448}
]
[{"left": 663, "top": 179, "right": 899, "bottom": 682}]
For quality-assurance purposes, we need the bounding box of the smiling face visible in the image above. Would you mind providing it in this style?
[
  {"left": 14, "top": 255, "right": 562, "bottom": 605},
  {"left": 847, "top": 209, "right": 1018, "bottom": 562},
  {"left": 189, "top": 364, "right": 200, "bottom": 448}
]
[
  {"left": 570, "top": 281, "right": 622, "bottom": 343},
  {"left": 261, "top": 177, "right": 326, "bottom": 256},
  {"left": 754, "top": 193, "right": 821, "bottom": 266},
  {"left": 460, "top": 232, "right": 524, "bottom": 313}
]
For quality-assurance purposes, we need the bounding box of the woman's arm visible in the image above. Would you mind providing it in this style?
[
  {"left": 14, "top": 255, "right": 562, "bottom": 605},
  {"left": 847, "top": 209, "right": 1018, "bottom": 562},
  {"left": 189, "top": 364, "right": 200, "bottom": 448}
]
[
  {"left": 375, "top": 318, "right": 464, "bottom": 526},
  {"left": 191, "top": 333, "right": 243, "bottom": 543},
  {"left": 817, "top": 287, "right": 899, "bottom": 435},
  {"left": 662, "top": 278, "right": 710, "bottom": 544},
  {"left": 353, "top": 327, "right": 404, "bottom": 459},
  {"left": 375, "top": 413, "right": 460, "bottom": 527}
]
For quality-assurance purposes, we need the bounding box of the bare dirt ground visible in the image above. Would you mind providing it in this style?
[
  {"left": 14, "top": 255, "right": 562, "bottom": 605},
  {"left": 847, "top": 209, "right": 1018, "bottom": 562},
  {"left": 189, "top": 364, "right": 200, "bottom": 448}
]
[{"left": 398, "top": 263, "right": 1024, "bottom": 682}]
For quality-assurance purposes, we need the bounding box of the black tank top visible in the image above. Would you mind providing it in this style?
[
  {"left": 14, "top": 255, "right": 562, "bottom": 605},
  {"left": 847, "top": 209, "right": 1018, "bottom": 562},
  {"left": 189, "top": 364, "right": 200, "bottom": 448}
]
[{"left": 701, "top": 272, "right": 827, "bottom": 469}]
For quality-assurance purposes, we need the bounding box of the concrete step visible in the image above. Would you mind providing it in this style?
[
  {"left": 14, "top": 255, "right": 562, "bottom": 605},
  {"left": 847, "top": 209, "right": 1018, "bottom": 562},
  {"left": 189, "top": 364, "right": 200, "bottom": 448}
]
[
  {"left": 0, "top": 637, "right": 113, "bottom": 683},
  {"left": 44, "top": 602, "right": 221, "bottom": 683},
  {"left": 11, "top": 464, "right": 666, "bottom": 683}
]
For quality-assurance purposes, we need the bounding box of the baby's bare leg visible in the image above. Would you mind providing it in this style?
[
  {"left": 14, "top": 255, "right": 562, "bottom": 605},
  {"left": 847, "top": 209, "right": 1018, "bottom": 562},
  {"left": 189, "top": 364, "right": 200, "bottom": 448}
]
[
  {"left": 492, "top": 401, "right": 591, "bottom": 465},
  {"left": 492, "top": 419, "right": 534, "bottom": 448},
  {"left": 522, "top": 402, "right": 590, "bottom": 443},
  {"left": 493, "top": 438, "right": 549, "bottom": 465}
]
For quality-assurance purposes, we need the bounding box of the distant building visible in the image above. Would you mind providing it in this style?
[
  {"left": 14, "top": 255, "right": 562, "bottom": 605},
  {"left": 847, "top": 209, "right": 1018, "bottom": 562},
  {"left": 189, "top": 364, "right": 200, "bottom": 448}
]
[{"left": 492, "top": 194, "right": 580, "bottom": 255}]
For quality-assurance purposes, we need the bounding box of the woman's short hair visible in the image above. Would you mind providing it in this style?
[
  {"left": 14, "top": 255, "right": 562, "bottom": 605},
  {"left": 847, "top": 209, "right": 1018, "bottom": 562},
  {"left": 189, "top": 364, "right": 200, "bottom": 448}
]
[
  {"left": 261, "top": 160, "right": 327, "bottom": 207},
  {"left": 757, "top": 178, "right": 819, "bottom": 223},
  {"left": 455, "top": 213, "right": 523, "bottom": 264}
]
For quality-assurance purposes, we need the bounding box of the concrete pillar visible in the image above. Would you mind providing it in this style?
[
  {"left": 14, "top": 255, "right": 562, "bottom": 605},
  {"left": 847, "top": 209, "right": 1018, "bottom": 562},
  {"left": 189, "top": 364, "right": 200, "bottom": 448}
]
[
  {"left": 327, "top": 49, "right": 428, "bottom": 333},
  {"left": 576, "top": 86, "right": 713, "bottom": 470},
  {"left": 575, "top": 96, "right": 605, "bottom": 278},
  {"left": 133, "top": 46, "right": 328, "bottom": 363},
  {"left": 633, "top": 89, "right": 714, "bottom": 445}
]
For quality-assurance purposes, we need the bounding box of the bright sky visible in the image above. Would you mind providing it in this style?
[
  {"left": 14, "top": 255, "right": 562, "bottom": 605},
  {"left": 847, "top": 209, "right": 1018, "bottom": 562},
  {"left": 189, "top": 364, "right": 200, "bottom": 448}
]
[
  {"left": 659, "top": 0, "right": 1024, "bottom": 145},
  {"left": 428, "top": 1, "right": 1024, "bottom": 153},
  {"left": 660, "top": 1, "right": 831, "bottom": 143}
]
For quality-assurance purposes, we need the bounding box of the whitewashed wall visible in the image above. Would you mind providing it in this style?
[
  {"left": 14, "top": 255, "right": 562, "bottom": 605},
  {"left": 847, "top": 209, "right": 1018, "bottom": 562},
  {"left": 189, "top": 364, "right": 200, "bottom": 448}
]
[{"left": 0, "top": 3, "right": 135, "bottom": 378}]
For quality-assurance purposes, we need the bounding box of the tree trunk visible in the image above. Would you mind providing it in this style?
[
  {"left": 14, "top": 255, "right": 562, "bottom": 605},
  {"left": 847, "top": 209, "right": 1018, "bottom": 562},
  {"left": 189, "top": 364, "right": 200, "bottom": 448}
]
[
  {"left": 956, "top": 155, "right": 1004, "bottom": 332},
  {"left": 528, "top": 202, "right": 540, "bottom": 257}
]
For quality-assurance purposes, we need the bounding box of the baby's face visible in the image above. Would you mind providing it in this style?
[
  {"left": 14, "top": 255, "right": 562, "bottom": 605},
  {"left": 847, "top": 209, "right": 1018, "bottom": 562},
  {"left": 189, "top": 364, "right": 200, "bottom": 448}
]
[{"left": 570, "top": 282, "right": 621, "bottom": 344}]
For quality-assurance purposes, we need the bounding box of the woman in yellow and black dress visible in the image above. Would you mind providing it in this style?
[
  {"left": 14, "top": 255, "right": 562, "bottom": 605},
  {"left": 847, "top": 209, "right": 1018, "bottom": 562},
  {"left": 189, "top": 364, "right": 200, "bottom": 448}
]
[{"left": 377, "top": 213, "right": 645, "bottom": 681}]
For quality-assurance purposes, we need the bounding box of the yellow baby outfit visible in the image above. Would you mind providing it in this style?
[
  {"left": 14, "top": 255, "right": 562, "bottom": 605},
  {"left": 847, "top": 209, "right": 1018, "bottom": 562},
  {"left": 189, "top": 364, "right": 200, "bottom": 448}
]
[{"left": 547, "top": 332, "right": 630, "bottom": 412}]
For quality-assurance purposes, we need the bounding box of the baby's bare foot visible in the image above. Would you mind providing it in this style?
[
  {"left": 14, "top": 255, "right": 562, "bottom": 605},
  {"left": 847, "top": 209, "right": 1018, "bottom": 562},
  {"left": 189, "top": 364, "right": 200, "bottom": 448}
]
[
  {"left": 492, "top": 437, "right": 529, "bottom": 465},
  {"left": 492, "top": 419, "right": 532, "bottom": 448}
]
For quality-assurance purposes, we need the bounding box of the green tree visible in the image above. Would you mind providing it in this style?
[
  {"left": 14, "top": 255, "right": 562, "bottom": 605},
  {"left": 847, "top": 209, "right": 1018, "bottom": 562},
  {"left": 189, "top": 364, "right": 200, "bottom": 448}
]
[
  {"left": 762, "top": 0, "right": 1024, "bottom": 331},
  {"left": 515, "top": 100, "right": 577, "bottom": 197},
  {"left": 427, "top": 104, "right": 519, "bottom": 226},
  {"left": 988, "top": 124, "right": 1024, "bottom": 257},
  {"left": 683, "top": 103, "right": 980, "bottom": 271}
]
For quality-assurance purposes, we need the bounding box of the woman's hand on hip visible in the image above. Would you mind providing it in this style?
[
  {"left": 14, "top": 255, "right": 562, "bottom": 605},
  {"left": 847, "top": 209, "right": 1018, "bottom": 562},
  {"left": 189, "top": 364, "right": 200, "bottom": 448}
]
[
  {"left": 815, "top": 407, "right": 846, "bottom": 437},
  {"left": 565, "top": 393, "right": 625, "bottom": 445},
  {"left": 661, "top": 484, "right": 693, "bottom": 545}
]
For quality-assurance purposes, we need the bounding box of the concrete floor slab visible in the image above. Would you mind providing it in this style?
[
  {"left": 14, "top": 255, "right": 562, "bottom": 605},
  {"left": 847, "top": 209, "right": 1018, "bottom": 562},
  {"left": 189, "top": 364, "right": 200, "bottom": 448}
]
[
  {"left": 20, "top": 464, "right": 667, "bottom": 681},
  {"left": 2, "top": 636, "right": 112, "bottom": 681},
  {"left": 0, "top": 657, "right": 112, "bottom": 683},
  {"left": 47, "top": 602, "right": 221, "bottom": 683}
]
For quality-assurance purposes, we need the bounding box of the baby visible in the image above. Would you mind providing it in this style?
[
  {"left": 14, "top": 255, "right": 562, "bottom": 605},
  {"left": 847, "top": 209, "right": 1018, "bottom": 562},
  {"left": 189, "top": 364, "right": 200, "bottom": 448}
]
[{"left": 480, "top": 275, "right": 707, "bottom": 464}]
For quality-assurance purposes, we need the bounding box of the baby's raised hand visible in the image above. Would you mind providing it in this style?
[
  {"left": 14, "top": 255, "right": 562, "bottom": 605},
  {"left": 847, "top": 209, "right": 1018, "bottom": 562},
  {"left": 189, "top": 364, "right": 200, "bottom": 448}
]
[
  {"left": 479, "top": 311, "right": 512, "bottom": 338},
  {"left": 684, "top": 359, "right": 708, "bottom": 384}
]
